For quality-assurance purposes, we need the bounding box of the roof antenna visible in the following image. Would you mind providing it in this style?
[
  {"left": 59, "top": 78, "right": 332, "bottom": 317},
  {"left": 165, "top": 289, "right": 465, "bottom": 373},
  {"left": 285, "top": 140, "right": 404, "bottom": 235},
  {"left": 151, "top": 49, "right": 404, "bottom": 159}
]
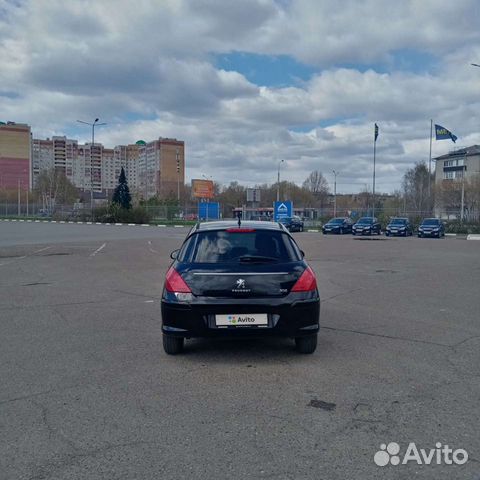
[{"left": 237, "top": 211, "right": 241, "bottom": 227}]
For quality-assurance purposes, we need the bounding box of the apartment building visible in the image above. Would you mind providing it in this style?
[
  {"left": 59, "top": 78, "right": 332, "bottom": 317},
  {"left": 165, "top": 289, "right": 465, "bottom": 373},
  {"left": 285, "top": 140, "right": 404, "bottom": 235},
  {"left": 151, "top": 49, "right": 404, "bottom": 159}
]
[
  {"left": 32, "top": 136, "right": 79, "bottom": 186},
  {"left": 434, "top": 145, "right": 480, "bottom": 183},
  {"left": 27, "top": 127, "right": 185, "bottom": 199},
  {"left": 138, "top": 138, "right": 185, "bottom": 199},
  {"left": 114, "top": 144, "right": 139, "bottom": 192},
  {"left": 32, "top": 139, "right": 54, "bottom": 180},
  {"left": 102, "top": 148, "right": 117, "bottom": 192},
  {"left": 0, "top": 121, "right": 32, "bottom": 191},
  {"left": 434, "top": 145, "right": 480, "bottom": 219}
]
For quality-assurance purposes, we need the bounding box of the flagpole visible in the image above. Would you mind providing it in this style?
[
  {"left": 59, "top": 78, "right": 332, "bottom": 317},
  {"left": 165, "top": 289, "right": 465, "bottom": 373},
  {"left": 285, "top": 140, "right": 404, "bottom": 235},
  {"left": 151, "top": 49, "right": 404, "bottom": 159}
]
[
  {"left": 372, "top": 125, "right": 376, "bottom": 219},
  {"left": 428, "top": 119, "right": 433, "bottom": 213}
]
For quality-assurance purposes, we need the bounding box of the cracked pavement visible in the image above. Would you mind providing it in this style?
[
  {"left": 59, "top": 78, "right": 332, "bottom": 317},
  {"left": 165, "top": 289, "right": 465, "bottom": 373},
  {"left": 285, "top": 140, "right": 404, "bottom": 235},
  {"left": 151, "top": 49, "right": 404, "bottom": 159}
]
[{"left": 0, "top": 222, "right": 479, "bottom": 479}]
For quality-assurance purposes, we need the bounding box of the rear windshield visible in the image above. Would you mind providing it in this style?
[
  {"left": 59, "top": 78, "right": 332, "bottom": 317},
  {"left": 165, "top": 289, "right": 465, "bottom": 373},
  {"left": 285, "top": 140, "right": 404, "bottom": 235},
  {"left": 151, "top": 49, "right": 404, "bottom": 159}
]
[{"left": 179, "top": 230, "right": 302, "bottom": 263}]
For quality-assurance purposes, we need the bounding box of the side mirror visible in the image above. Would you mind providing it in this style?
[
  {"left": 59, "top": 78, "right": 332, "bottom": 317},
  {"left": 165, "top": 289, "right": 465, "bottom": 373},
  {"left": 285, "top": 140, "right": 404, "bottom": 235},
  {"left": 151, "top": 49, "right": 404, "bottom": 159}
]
[{"left": 170, "top": 249, "right": 179, "bottom": 260}]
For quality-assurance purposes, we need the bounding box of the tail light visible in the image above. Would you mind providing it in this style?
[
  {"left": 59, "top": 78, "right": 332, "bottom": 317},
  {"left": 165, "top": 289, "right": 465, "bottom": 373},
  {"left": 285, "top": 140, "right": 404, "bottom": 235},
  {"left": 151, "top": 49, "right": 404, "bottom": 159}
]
[
  {"left": 226, "top": 228, "right": 256, "bottom": 233},
  {"left": 165, "top": 267, "right": 191, "bottom": 293},
  {"left": 291, "top": 266, "right": 317, "bottom": 292}
]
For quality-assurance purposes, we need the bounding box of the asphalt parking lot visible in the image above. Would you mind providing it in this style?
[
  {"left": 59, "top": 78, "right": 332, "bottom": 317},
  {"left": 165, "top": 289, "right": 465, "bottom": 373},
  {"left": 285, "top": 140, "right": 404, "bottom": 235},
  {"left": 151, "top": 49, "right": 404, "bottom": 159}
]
[{"left": 0, "top": 221, "right": 479, "bottom": 480}]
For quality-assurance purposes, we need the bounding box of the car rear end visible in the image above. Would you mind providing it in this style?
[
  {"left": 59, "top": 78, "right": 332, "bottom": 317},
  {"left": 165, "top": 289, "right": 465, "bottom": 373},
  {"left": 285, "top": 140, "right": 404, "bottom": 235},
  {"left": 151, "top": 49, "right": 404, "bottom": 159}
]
[{"left": 161, "top": 222, "right": 320, "bottom": 354}]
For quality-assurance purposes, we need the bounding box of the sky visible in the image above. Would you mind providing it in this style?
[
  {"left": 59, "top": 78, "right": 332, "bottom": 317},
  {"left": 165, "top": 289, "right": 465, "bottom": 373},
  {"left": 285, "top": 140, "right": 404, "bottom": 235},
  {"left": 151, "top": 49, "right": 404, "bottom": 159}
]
[{"left": 1, "top": 0, "right": 480, "bottom": 193}]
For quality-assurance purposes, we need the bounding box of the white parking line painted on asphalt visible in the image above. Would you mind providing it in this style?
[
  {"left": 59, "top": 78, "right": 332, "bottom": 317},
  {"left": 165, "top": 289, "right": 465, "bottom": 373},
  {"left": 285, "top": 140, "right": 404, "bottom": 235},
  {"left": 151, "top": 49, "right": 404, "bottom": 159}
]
[
  {"left": 115, "top": 223, "right": 122, "bottom": 226},
  {"left": 467, "top": 234, "right": 480, "bottom": 240},
  {"left": 157, "top": 225, "right": 166, "bottom": 227},
  {"left": 90, "top": 243, "right": 107, "bottom": 257},
  {"left": 128, "top": 223, "right": 135, "bottom": 226},
  {"left": 147, "top": 240, "right": 159, "bottom": 254},
  {"left": 0, "top": 245, "right": 52, "bottom": 267},
  {"left": 34, "top": 246, "right": 53, "bottom": 254}
]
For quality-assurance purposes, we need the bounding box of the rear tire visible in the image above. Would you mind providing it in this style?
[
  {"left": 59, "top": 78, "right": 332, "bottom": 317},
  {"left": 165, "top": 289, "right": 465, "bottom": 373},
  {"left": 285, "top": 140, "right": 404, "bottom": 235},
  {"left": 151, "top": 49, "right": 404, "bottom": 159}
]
[
  {"left": 163, "top": 335, "right": 184, "bottom": 355},
  {"left": 295, "top": 334, "right": 317, "bottom": 354}
]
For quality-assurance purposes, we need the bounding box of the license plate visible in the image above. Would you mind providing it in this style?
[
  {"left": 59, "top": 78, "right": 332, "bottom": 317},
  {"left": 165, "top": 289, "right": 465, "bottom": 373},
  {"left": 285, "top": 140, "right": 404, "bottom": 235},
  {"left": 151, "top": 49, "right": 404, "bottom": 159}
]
[{"left": 215, "top": 313, "right": 268, "bottom": 327}]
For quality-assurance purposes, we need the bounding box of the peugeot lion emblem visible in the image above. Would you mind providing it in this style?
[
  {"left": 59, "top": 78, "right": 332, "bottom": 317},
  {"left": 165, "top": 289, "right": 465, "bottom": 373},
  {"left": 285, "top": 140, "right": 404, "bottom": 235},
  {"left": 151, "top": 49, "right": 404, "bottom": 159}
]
[{"left": 236, "top": 278, "right": 246, "bottom": 289}]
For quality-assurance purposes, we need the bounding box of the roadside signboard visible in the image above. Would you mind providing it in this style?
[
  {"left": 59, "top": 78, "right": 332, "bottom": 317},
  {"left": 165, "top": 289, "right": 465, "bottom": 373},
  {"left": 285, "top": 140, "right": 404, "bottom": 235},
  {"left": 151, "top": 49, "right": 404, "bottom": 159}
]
[
  {"left": 274, "top": 201, "right": 292, "bottom": 221},
  {"left": 246, "top": 188, "right": 261, "bottom": 203},
  {"left": 192, "top": 179, "right": 214, "bottom": 199},
  {"left": 198, "top": 202, "right": 220, "bottom": 220}
]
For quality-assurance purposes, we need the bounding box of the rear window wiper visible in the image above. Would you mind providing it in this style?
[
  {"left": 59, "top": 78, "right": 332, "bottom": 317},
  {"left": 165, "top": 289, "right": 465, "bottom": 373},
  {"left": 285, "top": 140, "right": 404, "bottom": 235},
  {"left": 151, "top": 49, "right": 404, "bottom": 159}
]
[{"left": 238, "top": 255, "right": 278, "bottom": 263}]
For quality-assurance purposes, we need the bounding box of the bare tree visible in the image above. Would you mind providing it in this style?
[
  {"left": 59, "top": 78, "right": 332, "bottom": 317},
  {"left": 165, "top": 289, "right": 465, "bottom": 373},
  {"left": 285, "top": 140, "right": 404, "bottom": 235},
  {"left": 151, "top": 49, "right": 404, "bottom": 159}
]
[
  {"left": 302, "top": 171, "right": 330, "bottom": 208},
  {"left": 402, "top": 162, "right": 433, "bottom": 214},
  {"left": 34, "top": 168, "right": 78, "bottom": 210}
]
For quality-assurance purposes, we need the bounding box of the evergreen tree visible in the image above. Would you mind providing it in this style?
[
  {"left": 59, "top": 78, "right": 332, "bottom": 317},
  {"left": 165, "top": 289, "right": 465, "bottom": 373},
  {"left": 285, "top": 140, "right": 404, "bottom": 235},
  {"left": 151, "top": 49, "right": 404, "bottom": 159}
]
[{"left": 112, "top": 167, "right": 132, "bottom": 209}]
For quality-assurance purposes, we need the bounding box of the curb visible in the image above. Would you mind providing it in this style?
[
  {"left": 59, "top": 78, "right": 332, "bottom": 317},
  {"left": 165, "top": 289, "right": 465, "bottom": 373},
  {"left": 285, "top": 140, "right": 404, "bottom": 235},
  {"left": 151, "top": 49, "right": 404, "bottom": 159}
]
[{"left": 0, "top": 218, "right": 189, "bottom": 228}]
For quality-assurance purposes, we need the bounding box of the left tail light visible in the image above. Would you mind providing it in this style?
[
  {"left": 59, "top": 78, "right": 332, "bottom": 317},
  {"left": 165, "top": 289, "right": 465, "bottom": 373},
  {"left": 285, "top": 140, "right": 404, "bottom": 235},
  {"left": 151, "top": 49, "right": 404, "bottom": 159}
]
[
  {"left": 165, "top": 267, "right": 192, "bottom": 293},
  {"left": 291, "top": 266, "right": 317, "bottom": 292}
]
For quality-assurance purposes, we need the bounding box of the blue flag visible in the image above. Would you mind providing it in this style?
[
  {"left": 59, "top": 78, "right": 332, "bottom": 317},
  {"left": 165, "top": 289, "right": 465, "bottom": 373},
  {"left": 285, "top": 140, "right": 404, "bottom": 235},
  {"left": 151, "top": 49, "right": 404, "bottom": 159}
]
[
  {"left": 435, "top": 124, "right": 457, "bottom": 143},
  {"left": 374, "top": 123, "right": 379, "bottom": 142}
]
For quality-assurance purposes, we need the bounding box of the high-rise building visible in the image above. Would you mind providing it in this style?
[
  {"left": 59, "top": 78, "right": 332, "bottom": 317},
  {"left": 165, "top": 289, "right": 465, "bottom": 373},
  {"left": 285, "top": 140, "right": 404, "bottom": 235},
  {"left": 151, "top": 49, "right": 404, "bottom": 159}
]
[
  {"left": 114, "top": 144, "right": 140, "bottom": 192},
  {"left": 29, "top": 130, "right": 185, "bottom": 198},
  {"left": 32, "top": 136, "right": 79, "bottom": 186},
  {"left": 102, "top": 148, "right": 117, "bottom": 192},
  {"left": 0, "top": 122, "right": 32, "bottom": 191},
  {"left": 32, "top": 139, "right": 54, "bottom": 180},
  {"left": 138, "top": 138, "right": 185, "bottom": 199}
]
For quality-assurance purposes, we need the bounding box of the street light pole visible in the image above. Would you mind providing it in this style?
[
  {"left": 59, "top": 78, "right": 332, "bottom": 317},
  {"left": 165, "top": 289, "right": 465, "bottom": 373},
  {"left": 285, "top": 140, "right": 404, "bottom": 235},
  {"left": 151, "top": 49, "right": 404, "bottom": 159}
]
[
  {"left": 176, "top": 148, "right": 180, "bottom": 202},
  {"left": 77, "top": 118, "right": 106, "bottom": 219},
  {"left": 332, "top": 170, "right": 338, "bottom": 217},
  {"left": 17, "top": 179, "right": 20, "bottom": 216},
  {"left": 277, "top": 159, "right": 284, "bottom": 202}
]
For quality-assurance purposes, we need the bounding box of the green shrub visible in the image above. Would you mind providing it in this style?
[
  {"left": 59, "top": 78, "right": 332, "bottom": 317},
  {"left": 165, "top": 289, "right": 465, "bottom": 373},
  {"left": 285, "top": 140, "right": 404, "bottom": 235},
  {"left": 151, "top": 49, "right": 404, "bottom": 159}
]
[
  {"left": 95, "top": 204, "right": 151, "bottom": 224},
  {"left": 444, "top": 222, "right": 480, "bottom": 234}
]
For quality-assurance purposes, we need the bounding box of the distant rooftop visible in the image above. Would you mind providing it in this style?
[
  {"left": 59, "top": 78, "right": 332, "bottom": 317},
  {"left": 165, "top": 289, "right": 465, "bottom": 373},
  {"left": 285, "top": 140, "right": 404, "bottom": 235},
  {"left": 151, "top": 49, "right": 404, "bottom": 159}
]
[{"left": 435, "top": 145, "right": 480, "bottom": 160}]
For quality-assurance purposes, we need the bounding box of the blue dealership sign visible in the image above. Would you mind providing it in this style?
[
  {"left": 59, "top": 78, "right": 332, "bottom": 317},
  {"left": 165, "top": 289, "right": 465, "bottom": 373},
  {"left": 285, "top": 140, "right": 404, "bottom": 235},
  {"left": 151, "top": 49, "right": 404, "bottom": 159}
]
[
  {"left": 198, "top": 202, "right": 220, "bottom": 220},
  {"left": 274, "top": 201, "right": 292, "bottom": 221}
]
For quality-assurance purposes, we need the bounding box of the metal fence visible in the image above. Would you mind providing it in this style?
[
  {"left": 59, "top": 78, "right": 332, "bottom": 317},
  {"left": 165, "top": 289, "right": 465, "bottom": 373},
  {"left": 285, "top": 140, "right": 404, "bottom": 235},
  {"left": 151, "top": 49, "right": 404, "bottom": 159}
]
[{"left": 1, "top": 202, "right": 478, "bottom": 225}]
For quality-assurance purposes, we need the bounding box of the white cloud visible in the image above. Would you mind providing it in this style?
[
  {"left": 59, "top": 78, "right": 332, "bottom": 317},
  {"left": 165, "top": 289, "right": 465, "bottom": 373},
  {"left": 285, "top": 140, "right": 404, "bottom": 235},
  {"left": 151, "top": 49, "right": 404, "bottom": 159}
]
[{"left": 1, "top": 0, "right": 480, "bottom": 193}]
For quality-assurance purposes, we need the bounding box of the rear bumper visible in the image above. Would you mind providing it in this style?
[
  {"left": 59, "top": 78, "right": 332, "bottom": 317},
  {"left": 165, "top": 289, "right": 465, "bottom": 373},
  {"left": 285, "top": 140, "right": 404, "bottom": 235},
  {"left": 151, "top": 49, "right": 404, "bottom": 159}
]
[{"left": 161, "top": 294, "right": 320, "bottom": 338}]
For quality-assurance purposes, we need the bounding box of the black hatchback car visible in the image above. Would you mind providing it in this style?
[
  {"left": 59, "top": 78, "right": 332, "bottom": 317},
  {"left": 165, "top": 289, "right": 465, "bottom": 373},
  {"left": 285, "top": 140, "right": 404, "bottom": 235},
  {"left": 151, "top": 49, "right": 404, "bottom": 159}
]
[
  {"left": 385, "top": 218, "right": 413, "bottom": 237},
  {"left": 278, "top": 215, "right": 304, "bottom": 232},
  {"left": 418, "top": 218, "right": 445, "bottom": 238},
  {"left": 352, "top": 217, "right": 381, "bottom": 235},
  {"left": 322, "top": 217, "right": 353, "bottom": 234},
  {"left": 161, "top": 221, "right": 320, "bottom": 354}
]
